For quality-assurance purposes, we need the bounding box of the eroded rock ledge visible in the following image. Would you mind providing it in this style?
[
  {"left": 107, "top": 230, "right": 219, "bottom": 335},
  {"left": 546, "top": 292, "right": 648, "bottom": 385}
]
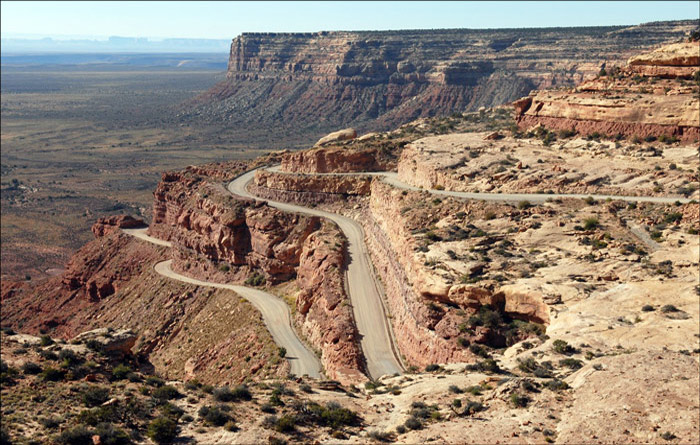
[
  {"left": 147, "top": 166, "right": 365, "bottom": 383},
  {"left": 514, "top": 41, "right": 700, "bottom": 142}
]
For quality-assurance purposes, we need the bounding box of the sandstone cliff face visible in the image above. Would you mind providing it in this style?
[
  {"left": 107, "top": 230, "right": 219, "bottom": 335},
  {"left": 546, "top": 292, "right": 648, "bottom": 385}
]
[
  {"left": 254, "top": 169, "right": 371, "bottom": 196},
  {"left": 149, "top": 170, "right": 320, "bottom": 283},
  {"left": 280, "top": 146, "right": 386, "bottom": 173},
  {"left": 148, "top": 165, "right": 365, "bottom": 381},
  {"left": 91, "top": 215, "right": 145, "bottom": 238},
  {"left": 0, "top": 232, "right": 288, "bottom": 384},
  {"left": 296, "top": 223, "right": 365, "bottom": 383},
  {"left": 365, "top": 180, "right": 548, "bottom": 367},
  {"left": 515, "top": 41, "right": 700, "bottom": 142},
  {"left": 185, "top": 21, "right": 696, "bottom": 135}
]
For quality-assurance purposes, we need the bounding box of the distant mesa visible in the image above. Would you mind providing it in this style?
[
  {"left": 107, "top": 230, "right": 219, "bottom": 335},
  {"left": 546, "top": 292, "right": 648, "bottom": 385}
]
[{"left": 184, "top": 20, "right": 697, "bottom": 136}]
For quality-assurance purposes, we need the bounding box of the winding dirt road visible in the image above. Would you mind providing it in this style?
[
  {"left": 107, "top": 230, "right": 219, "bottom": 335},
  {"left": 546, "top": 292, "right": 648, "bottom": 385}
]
[
  {"left": 231, "top": 165, "right": 692, "bottom": 379},
  {"left": 122, "top": 229, "right": 321, "bottom": 379},
  {"left": 229, "top": 171, "right": 404, "bottom": 379},
  {"left": 267, "top": 165, "right": 693, "bottom": 204}
]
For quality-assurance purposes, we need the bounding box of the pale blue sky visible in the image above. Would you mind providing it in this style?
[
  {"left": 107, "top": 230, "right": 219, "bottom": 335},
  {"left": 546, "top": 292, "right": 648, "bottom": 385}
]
[{"left": 1, "top": 1, "right": 698, "bottom": 40}]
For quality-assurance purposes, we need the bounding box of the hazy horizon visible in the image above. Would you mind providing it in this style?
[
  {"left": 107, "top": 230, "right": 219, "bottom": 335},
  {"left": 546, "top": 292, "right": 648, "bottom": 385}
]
[{"left": 2, "top": 1, "right": 698, "bottom": 43}]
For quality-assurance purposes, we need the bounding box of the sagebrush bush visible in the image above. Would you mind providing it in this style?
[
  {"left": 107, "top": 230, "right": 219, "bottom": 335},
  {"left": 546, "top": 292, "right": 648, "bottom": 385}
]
[
  {"left": 147, "top": 417, "right": 178, "bottom": 444},
  {"left": 82, "top": 386, "right": 110, "bottom": 407}
]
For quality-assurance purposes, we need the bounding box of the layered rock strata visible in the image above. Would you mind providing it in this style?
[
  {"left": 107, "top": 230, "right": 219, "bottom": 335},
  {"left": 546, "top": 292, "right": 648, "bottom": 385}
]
[
  {"left": 149, "top": 170, "right": 320, "bottom": 283},
  {"left": 186, "top": 21, "right": 696, "bottom": 134},
  {"left": 296, "top": 223, "right": 365, "bottom": 383},
  {"left": 0, "top": 231, "right": 290, "bottom": 384},
  {"left": 280, "top": 145, "right": 387, "bottom": 173},
  {"left": 515, "top": 41, "right": 700, "bottom": 142},
  {"left": 148, "top": 166, "right": 365, "bottom": 382},
  {"left": 365, "top": 180, "right": 549, "bottom": 367}
]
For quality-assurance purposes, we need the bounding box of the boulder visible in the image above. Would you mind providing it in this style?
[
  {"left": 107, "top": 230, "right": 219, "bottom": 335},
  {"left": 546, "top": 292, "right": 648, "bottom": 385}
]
[
  {"left": 72, "top": 328, "right": 137, "bottom": 356},
  {"left": 314, "top": 128, "right": 357, "bottom": 146}
]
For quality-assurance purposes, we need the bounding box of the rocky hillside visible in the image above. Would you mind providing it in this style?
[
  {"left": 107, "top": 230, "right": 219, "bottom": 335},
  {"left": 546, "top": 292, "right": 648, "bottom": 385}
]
[
  {"left": 514, "top": 40, "right": 700, "bottom": 141},
  {"left": 182, "top": 20, "right": 697, "bottom": 137}
]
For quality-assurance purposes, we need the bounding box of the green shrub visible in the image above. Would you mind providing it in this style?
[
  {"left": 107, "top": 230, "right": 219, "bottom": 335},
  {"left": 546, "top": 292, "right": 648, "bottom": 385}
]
[
  {"left": 664, "top": 212, "right": 683, "bottom": 224},
  {"left": 82, "top": 386, "right": 110, "bottom": 407},
  {"left": 198, "top": 405, "right": 230, "bottom": 426},
  {"left": 559, "top": 358, "right": 584, "bottom": 370},
  {"left": 448, "top": 385, "right": 463, "bottom": 394},
  {"left": 275, "top": 415, "right": 297, "bottom": 433},
  {"left": 57, "top": 425, "right": 94, "bottom": 445},
  {"left": 85, "top": 339, "right": 104, "bottom": 353},
  {"left": 22, "top": 362, "right": 42, "bottom": 375},
  {"left": 510, "top": 392, "right": 530, "bottom": 408},
  {"left": 396, "top": 425, "right": 407, "bottom": 434},
  {"left": 111, "top": 364, "right": 131, "bottom": 380},
  {"left": 145, "top": 375, "right": 165, "bottom": 387},
  {"left": 244, "top": 272, "right": 266, "bottom": 286},
  {"left": 147, "top": 417, "right": 178, "bottom": 444},
  {"left": 278, "top": 347, "right": 287, "bottom": 358},
  {"left": 77, "top": 405, "right": 119, "bottom": 426},
  {"left": 213, "top": 384, "right": 252, "bottom": 402},
  {"left": 582, "top": 218, "right": 599, "bottom": 230},
  {"left": 660, "top": 431, "right": 676, "bottom": 441},
  {"left": 469, "top": 343, "right": 491, "bottom": 358},
  {"left": 152, "top": 385, "right": 181, "bottom": 401},
  {"left": 517, "top": 200, "right": 531, "bottom": 210},
  {"left": 39, "top": 416, "right": 62, "bottom": 429},
  {"left": 552, "top": 339, "right": 576, "bottom": 355},
  {"left": 95, "top": 423, "right": 131, "bottom": 445},
  {"left": 368, "top": 430, "right": 393, "bottom": 442},
  {"left": 58, "top": 349, "right": 82, "bottom": 366},
  {"left": 159, "top": 402, "right": 184, "bottom": 420},
  {"left": 660, "top": 304, "right": 680, "bottom": 313},
  {"left": 425, "top": 363, "right": 440, "bottom": 372},
  {"left": 41, "top": 367, "right": 65, "bottom": 382},
  {"left": 404, "top": 416, "right": 422, "bottom": 430},
  {"left": 305, "top": 401, "right": 360, "bottom": 429},
  {"left": 465, "top": 359, "right": 501, "bottom": 374},
  {"left": 457, "top": 337, "right": 470, "bottom": 348},
  {"left": 39, "top": 335, "right": 54, "bottom": 346},
  {"left": 463, "top": 400, "right": 485, "bottom": 415},
  {"left": 544, "top": 379, "right": 569, "bottom": 391}
]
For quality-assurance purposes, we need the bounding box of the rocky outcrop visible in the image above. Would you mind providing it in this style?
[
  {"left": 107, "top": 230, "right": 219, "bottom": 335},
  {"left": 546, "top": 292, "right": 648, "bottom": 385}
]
[
  {"left": 515, "top": 41, "right": 700, "bottom": 142},
  {"left": 147, "top": 165, "right": 365, "bottom": 381},
  {"left": 280, "top": 146, "right": 386, "bottom": 173},
  {"left": 91, "top": 215, "right": 145, "bottom": 238},
  {"left": 296, "top": 223, "right": 365, "bottom": 383},
  {"left": 1, "top": 231, "right": 289, "bottom": 384},
  {"left": 364, "top": 179, "right": 550, "bottom": 366},
  {"left": 628, "top": 41, "right": 700, "bottom": 78},
  {"left": 315, "top": 128, "right": 357, "bottom": 146},
  {"left": 72, "top": 328, "right": 137, "bottom": 357},
  {"left": 254, "top": 169, "right": 371, "bottom": 195},
  {"left": 62, "top": 231, "right": 158, "bottom": 301},
  {"left": 149, "top": 170, "right": 320, "bottom": 283},
  {"left": 185, "top": 21, "right": 696, "bottom": 136}
]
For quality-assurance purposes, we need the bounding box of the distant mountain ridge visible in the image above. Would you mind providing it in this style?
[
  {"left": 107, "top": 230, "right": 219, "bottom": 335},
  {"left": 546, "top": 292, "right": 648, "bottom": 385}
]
[{"left": 183, "top": 20, "right": 698, "bottom": 136}]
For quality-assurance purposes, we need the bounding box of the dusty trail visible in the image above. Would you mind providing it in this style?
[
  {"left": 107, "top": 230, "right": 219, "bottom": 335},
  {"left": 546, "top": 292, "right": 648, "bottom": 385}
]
[
  {"left": 233, "top": 165, "right": 691, "bottom": 379},
  {"left": 122, "top": 230, "right": 321, "bottom": 379},
  {"left": 267, "top": 165, "right": 693, "bottom": 204},
  {"left": 229, "top": 170, "right": 405, "bottom": 379}
]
